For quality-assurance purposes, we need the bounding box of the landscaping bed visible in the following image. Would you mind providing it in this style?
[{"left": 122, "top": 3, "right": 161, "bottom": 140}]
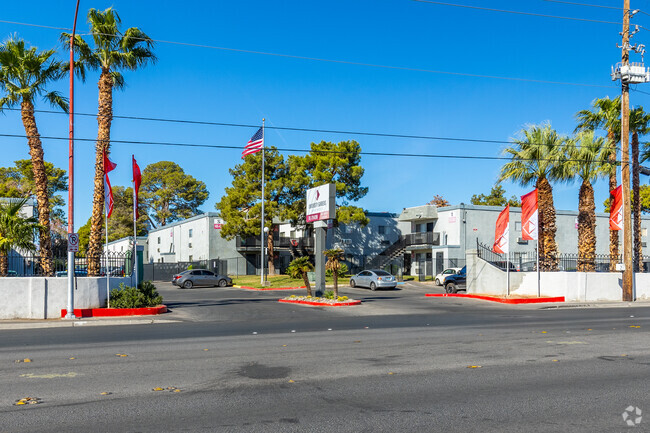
[
  {"left": 60, "top": 305, "right": 167, "bottom": 318},
  {"left": 278, "top": 295, "right": 361, "bottom": 307}
]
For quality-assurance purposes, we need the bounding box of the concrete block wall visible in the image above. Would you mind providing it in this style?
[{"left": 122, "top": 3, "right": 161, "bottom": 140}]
[
  {"left": 0, "top": 277, "right": 131, "bottom": 319},
  {"left": 467, "top": 249, "right": 650, "bottom": 301}
]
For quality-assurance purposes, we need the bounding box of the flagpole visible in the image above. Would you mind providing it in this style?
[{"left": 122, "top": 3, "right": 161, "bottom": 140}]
[
  {"left": 105, "top": 206, "right": 110, "bottom": 308},
  {"left": 536, "top": 240, "right": 540, "bottom": 297},
  {"left": 260, "top": 119, "right": 265, "bottom": 286},
  {"left": 132, "top": 157, "right": 138, "bottom": 288}
]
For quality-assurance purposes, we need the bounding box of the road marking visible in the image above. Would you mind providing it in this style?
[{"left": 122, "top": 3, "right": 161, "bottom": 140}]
[{"left": 20, "top": 372, "right": 79, "bottom": 379}]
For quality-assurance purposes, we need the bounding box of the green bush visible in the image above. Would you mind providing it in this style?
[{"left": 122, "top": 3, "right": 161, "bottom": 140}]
[
  {"left": 187, "top": 264, "right": 194, "bottom": 270},
  {"left": 323, "top": 290, "right": 335, "bottom": 299},
  {"left": 109, "top": 281, "right": 163, "bottom": 308},
  {"left": 326, "top": 263, "right": 348, "bottom": 278}
]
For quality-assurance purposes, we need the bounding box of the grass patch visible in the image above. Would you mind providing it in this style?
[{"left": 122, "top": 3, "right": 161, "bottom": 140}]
[{"left": 232, "top": 274, "right": 351, "bottom": 289}]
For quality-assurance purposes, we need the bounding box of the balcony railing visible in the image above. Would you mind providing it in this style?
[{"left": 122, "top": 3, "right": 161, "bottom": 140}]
[
  {"left": 404, "top": 232, "right": 440, "bottom": 246},
  {"left": 236, "top": 236, "right": 314, "bottom": 250}
]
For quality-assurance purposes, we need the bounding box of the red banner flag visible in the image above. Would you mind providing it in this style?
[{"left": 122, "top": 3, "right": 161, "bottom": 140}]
[
  {"left": 521, "top": 189, "right": 538, "bottom": 241},
  {"left": 493, "top": 205, "right": 510, "bottom": 254},
  {"left": 103, "top": 151, "right": 117, "bottom": 218},
  {"left": 132, "top": 156, "right": 141, "bottom": 219},
  {"left": 610, "top": 185, "right": 623, "bottom": 231}
]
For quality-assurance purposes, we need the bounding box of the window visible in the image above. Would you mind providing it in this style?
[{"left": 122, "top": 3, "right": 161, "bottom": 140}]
[
  {"left": 643, "top": 228, "right": 648, "bottom": 237},
  {"left": 189, "top": 229, "right": 193, "bottom": 238},
  {"left": 189, "top": 255, "right": 193, "bottom": 262},
  {"left": 189, "top": 242, "right": 193, "bottom": 249},
  {"left": 426, "top": 222, "right": 434, "bottom": 232},
  {"left": 378, "top": 225, "right": 386, "bottom": 235},
  {"left": 157, "top": 237, "right": 161, "bottom": 244},
  {"left": 515, "top": 221, "right": 522, "bottom": 232}
]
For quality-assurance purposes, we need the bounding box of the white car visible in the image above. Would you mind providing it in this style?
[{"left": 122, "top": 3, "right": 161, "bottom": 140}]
[{"left": 435, "top": 267, "right": 462, "bottom": 286}]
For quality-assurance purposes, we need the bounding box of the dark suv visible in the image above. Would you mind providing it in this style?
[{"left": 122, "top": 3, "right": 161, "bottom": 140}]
[{"left": 444, "top": 266, "right": 466, "bottom": 294}]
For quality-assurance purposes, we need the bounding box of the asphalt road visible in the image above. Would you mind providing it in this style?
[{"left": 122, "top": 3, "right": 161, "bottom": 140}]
[{"left": 1, "top": 281, "right": 649, "bottom": 432}]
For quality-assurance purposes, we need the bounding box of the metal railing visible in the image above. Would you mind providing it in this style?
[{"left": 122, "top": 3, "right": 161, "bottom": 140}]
[
  {"left": 476, "top": 240, "right": 649, "bottom": 272},
  {"left": 236, "top": 236, "right": 314, "bottom": 249},
  {"left": 0, "top": 252, "right": 132, "bottom": 277}
]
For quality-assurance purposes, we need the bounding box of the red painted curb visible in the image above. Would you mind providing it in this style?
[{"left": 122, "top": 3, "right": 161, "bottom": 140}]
[
  {"left": 236, "top": 285, "right": 306, "bottom": 291},
  {"left": 278, "top": 299, "right": 361, "bottom": 307},
  {"left": 60, "top": 305, "right": 167, "bottom": 318},
  {"left": 425, "top": 294, "right": 565, "bottom": 304}
]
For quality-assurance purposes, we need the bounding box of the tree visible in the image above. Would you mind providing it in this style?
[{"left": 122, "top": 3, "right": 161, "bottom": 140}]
[
  {"left": 427, "top": 195, "right": 450, "bottom": 207},
  {"left": 0, "top": 198, "right": 41, "bottom": 276},
  {"left": 217, "top": 148, "right": 289, "bottom": 275},
  {"left": 324, "top": 248, "right": 344, "bottom": 298},
  {"left": 575, "top": 97, "right": 621, "bottom": 270},
  {"left": 107, "top": 185, "right": 149, "bottom": 240},
  {"left": 0, "top": 37, "right": 68, "bottom": 276},
  {"left": 470, "top": 184, "right": 521, "bottom": 207},
  {"left": 0, "top": 159, "right": 68, "bottom": 222},
  {"left": 565, "top": 131, "right": 614, "bottom": 271},
  {"left": 141, "top": 161, "right": 208, "bottom": 227},
  {"left": 499, "top": 123, "right": 566, "bottom": 271},
  {"left": 285, "top": 140, "right": 370, "bottom": 226},
  {"left": 62, "top": 7, "right": 156, "bottom": 275},
  {"left": 629, "top": 107, "right": 650, "bottom": 271},
  {"left": 286, "top": 255, "right": 314, "bottom": 297}
]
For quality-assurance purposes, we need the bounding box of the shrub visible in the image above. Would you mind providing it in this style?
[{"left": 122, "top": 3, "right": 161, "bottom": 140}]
[
  {"left": 109, "top": 281, "right": 163, "bottom": 308},
  {"left": 323, "top": 291, "right": 335, "bottom": 299},
  {"left": 187, "top": 264, "right": 194, "bottom": 270},
  {"left": 326, "top": 263, "right": 348, "bottom": 278}
]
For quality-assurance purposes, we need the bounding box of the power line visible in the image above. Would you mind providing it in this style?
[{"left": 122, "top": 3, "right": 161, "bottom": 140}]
[
  {"left": 0, "top": 18, "right": 618, "bottom": 88},
  {"left": 0, "top": 19, "right": 71, "bottom": 31},
  {"left": 0, "top": 106, "right": 621, "bottom": 150},
  {"left": 412, "top": 0, "right": 647, "bottom": 28},
  {"left": 542, "top": 0, "right": 650, "bottom": 17},
  {"left": 0, "top": 132, "right": 623, "bottom": 164}
]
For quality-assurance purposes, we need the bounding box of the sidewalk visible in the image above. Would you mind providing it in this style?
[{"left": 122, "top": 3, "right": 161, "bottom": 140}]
[{"left": 0, "top": 316, "right": 180, "bottom": 331}]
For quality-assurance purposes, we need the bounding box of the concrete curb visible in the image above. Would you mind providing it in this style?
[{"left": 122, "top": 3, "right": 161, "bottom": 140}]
[
  {"left": 0, "top": 317, "right": 179, "bottom": 330},
  {"left": 425, "top": 293, "right": 565, "bottom": 304},
  {"left": 59, "top": 305, "right": 167, "bottom": 318},
  {"left": 233, "top": 285, "right": 306, "bottom": 291}
]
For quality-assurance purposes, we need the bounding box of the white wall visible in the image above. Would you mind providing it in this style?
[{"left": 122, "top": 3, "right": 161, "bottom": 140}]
[
  {"left": 467, "top": 249, "right": 650, "bottom": 302},
  {"left": 0, "top": 276, "right": 131, "bottom": 319}
]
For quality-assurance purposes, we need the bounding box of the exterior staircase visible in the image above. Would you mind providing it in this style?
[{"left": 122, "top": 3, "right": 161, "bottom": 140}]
[{"left": 366, "top": 237, "right": 407, "bottom": 270}]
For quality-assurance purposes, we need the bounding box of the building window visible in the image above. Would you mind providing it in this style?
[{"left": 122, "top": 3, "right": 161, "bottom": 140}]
[
  {"left": 515, "top": 221, "right": 522, "bottom": 232},
  {"left": 426, "top": 222, "right": 434, "bottom": 232},
  {"left": 378, "top": 225, "right": 386, "bottom": 235},
  {"left": 643, "top": 227, "right": 648, "bottom": 237},
  {"left": 189, "top": 229, "right": 193, "bottom": 238},
  {"left": 157, "top": 237, "right": 161, "bottom": 244},
  {"left": 189, "top": 242, "right": 193, "bottom": 249},
  {"left": 189, "top": 255, "right": 193, "bottom": 262}
]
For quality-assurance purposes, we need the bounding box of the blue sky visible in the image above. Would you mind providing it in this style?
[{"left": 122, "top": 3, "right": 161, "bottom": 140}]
[{"left": 0, "top": 0, "right": 644, "bottom": 228}]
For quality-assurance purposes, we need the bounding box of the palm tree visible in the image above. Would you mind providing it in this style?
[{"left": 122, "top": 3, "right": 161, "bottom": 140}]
[
  {"left": 324, "top": 248, "right": 344, "bottom": 298},
  {"left": 565, "top": 132, "right": 614, "bottom": 271},
  {"left": 629, "top": 107, "right": 650, "bottom": 271},
  {"left": 575, "top": 97, "right": 621, "bottom": 270},
  {"left": 287, "top": 256, "right": 314, "bottom": 297},
  {"left": 62, "top": 7, "right": 156, "bottom": 275},
  {"left": 0, "top": 37, "right": 68, "bottom": 276},
  {"left": 499, "top": 123, "right": 566, "bottom": 271},
  {"left": 0, "top": 198, "right": 41, "bottom": 276}
]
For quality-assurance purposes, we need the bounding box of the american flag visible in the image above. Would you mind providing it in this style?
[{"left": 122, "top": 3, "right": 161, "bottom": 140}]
[{"left": 242, "top": 127, "right": 264, "bottom": 157}]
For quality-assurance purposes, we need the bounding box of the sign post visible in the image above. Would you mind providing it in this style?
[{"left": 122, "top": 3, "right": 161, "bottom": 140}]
[{"left": 306, "top": 184, "right": 336, "bottom": 297}]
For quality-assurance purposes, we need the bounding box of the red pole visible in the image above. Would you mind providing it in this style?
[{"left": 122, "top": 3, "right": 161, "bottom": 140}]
[
  {"left": 65, "top": 0, "right": 81, "bottom": 320},
  {"left": 68, "top": 0, "right": 80, "bottom": 233}
]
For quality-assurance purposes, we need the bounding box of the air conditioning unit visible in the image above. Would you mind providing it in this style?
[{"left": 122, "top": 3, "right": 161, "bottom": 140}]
[
  {"left": 341, "top": 239, "right": 352, "bottom": 245},
  {"left": 517, "top": 237, "right": 528, "bottom": 244}
]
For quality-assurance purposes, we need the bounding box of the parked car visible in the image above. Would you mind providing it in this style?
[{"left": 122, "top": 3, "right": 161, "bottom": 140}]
[
  {"left": 172, "top": 269, "right": 232, "bottom": 289},
  {"left": 349, "top": 269, "right": 397, "bottom": 290},
  {"left": 444, "top": 266, "right": 466, "bottom": 294},
  {"left": 55, "top": 268, "right": 88, "bottom": 277},
  {"left": 434, "top": 267, "right": 462, "bottom": 286}
]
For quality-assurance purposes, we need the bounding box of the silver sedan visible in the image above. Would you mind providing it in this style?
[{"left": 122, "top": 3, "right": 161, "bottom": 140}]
[
  {"left": 172, "top": 269, "right": 232, "bottom": 289},
  {"left": 349, "top": 270, "right": 397, "bottom": 290}
]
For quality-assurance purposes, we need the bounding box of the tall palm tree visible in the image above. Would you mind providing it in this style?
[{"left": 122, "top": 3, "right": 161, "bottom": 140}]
[
  {"left": 565, "top": 132, "right": 614, "bottom": 271},
  {"left": 0, "top": 38, "right": 68, "bottom": 276},
  {"left": 575, "top": 97, "right": 621, "bottom": 270},
  {"left": 499, "top": 123, "right": 566, "bottom": 271},
  {"left": 287, "top": 256, "right": 314, "bottom": 297},
  {"left": 62, "top": 7, "right": 156, "bottom": 275},
  {"left": 629, "top": 107, "right": 650, "bottom": 271},
  {"left": 324, "top": 248, "right": 344, "bottom": 298},
  {"left": 0, "top": 198, "right": 41, "bottom": 276}
]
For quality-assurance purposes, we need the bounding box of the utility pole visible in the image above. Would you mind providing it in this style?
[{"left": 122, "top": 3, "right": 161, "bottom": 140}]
[{"left": 621, "top": 0, "right": 633, "bottom": 301}]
